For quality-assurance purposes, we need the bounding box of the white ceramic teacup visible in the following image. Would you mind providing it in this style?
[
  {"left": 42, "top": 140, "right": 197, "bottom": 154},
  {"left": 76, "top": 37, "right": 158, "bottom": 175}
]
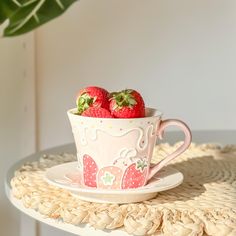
[{"left": 67, "top": 108, "right": 191, "bottom": 189}]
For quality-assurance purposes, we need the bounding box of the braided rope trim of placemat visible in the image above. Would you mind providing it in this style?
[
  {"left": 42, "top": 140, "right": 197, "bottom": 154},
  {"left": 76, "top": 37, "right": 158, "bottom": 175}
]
[{"left": 11, "top": 143, "right": 236, "bottom": 236}]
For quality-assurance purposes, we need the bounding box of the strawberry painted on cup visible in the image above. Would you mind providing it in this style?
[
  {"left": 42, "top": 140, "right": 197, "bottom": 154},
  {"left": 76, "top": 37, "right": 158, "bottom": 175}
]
[{"left": 68, "top": 86, "right": 191, "bottom": 190}]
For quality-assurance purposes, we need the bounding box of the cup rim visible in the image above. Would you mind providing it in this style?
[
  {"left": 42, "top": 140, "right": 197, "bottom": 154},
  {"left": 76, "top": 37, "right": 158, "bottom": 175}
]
[{"left": 67, "top": 107, "right": 163, "bottom": 120}]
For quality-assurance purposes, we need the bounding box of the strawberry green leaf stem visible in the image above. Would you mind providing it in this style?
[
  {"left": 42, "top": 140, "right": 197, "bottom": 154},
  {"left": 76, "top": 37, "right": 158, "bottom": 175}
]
[{"left": 110, "top": 89, "right": 137, "bottom": 109}]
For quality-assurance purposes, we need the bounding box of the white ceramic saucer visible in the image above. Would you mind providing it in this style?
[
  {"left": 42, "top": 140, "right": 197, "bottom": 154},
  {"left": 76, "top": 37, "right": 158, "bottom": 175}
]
[{"left": 45, "top": 162, "right": 183, "bottom": 203}]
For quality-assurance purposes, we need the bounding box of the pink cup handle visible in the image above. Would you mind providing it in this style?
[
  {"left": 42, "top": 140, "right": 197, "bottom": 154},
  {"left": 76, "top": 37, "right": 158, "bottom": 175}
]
[{"left": 148, "top": 119, "right": 192, "bottom": 180}]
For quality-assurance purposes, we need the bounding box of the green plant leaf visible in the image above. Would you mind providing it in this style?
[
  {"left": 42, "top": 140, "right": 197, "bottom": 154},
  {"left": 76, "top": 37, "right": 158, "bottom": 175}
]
[
  {"left": 1, "top": 0, "right": 78, "bottom": 37},
  {"left": 0, "top": 1, "right": 18, "bottom": 24}
]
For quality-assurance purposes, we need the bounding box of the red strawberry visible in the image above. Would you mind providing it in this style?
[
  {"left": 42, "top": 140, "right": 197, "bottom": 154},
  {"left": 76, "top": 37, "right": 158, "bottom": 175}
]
[
  {"left": 83, "top": 154, "right": 98, "bottom": 187},
  {"left": 82, "top": 107, "right": 113, "bottom": 118},
  {"left": 76, "top": 86, "right": 109, "bottom": 115},
  {"left": 109, "top": 89, "right": 145, "bottom": 118},
  {"left": 122, "top": 160, "right": 148, "bottom": 189},
  {"left": 97, "top": 166, "right": 123, "bottom": 189}
]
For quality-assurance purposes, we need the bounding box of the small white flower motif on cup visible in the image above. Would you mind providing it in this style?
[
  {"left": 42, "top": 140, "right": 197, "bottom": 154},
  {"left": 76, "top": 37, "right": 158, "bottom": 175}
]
[{"left": 101, "top": 171, "right": 115, "bottom": 186}]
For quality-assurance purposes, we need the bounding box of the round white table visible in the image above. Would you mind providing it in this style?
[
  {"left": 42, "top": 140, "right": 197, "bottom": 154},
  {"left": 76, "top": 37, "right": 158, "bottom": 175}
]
[{"left": 5, "top": 130, "right": 236, "bottom": 236}]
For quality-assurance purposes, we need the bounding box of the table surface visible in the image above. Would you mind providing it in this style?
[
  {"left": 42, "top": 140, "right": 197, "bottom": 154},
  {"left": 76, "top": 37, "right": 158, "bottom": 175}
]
[{"left": 5, "top": 130, "right": 236, "bottom": 236}]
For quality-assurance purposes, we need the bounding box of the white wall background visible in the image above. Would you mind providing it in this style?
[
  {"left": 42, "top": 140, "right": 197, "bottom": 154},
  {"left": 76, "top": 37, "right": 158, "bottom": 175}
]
[
  {"left": 36, "top": 0, "right": 236, "bottom": 151},
  {"left": 0, "top": 34, "right": 35, "bottom": 236},
  {"left": 0, "top": 37, "right": 21, "bottom": 236}
]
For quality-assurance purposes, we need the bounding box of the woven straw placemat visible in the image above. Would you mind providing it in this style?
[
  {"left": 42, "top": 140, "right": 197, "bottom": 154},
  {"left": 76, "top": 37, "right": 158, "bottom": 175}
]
[{"left": 11, "top": 143, "right": 236, "bottom": 236}]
